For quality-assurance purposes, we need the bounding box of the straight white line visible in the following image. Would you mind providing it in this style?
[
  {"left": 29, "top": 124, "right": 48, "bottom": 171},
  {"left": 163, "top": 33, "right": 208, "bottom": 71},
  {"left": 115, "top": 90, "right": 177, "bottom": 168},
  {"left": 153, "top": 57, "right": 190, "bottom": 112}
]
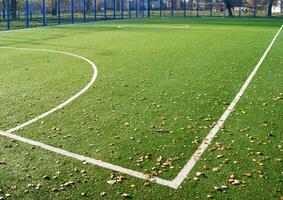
[
  {"left": 93, "top": 24, "right": 190, "bottom": 29},
  {"left": 0, "top": 21, "right": 89, "bottom": 33},
  {"left": 0, "top": 24, "right": 281, "bottom": 190},
  {"left": 0, "top": 130, "right": 174, "bottom": 188},
  {"left": 0, "top": 46, "right": 176, "bottom": 189},
  {"left": 171, "top": 24, "right": 283, "bottom": 189},
  {"left": 90, "top": 24, "right": 272, "bottom": 32},
  {"left": 0, "top": 18, "right": 145, "bottom": 33},
  {"left": 0, "top": 24, "right": 190, "bottom": 37}
]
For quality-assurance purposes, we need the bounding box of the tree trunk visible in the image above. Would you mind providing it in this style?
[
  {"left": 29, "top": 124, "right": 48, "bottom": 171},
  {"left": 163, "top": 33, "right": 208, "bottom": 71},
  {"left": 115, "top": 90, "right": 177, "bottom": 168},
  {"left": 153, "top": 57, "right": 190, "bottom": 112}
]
[
  {"left": 225, "top": 0, "right": 233, "bottom": 16},
  {"left": 86, "top": 0, "right": 91, "bottom": 12},
  {"left": 10, "top": 0, "right": 17, "bottom": 20},
  {"left": 2, "top": 0, "right": 5, "bottom": 19},
  {"left": 267, "top": 0, "right": 274, "bottom": 16},
  {"left": 52, "top": 0, "right": 57, "bottom": 15}
]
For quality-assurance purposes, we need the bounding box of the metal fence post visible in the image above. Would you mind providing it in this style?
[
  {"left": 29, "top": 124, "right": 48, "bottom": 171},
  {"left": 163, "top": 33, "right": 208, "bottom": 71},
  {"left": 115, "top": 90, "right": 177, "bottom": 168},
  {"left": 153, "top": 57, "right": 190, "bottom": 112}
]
[
  {"left": 135, "top": 0, "right": 138, "bottom": 17},
  {"left": 114, "top": 0, "right": 116, "bottom": 19},
  {"left": 238, "top": 0, "right": 241, "bottom": 17},
  {"left": 223, "top": 2, "right": 226, "bottom": 17},
  {"left": 196, "top": 0, "right": 199, "bottom": 16},
  {"left": 121, "top": 0, "right": 124, "bottom": 18},
  {"left": 58, "top": 0, "right": 61, "bottom": 24},
  {"left": 184, "top": 0, "right": 186, "bottom": 17},
  {"left": 210, "top": 0, "right": 212, "bottom": 16},
  {"left": 159, "top": 0, "right": 162, "bottom": 17},
  {"left": 25, "top": 0, "right": 29, "bottom": 28},
  {"left": 253, "top": 0, "right": 256, "bottom": 17},
  {"left": 128, "top": 0, "right": 131, "bottom": 18},
  {"left": 6, "top": 0, "right": 10, "bottom": 30},
  {"left": 83, "top": 0, "right": 86, "bottom": 22},
  {"left": 147, "top": 0, "right": 151, "bottom": 18},
  {"left": 94, "top": 0, "right": 97, "bottom": 21},
  {"left": 104, "top": 0, "right": 107, "bottom": 20},
  {"left": 42, "top": 0, "right": 46, "bottom": 26},
  {"left": 70, "top": 0, "right": 74, "bottom": 23},
  {"left": 171, "top": 0, "right": 174, "bottom": 17},
  {"left": 142, "top": 0, "right": 144, "bottom": 17}
]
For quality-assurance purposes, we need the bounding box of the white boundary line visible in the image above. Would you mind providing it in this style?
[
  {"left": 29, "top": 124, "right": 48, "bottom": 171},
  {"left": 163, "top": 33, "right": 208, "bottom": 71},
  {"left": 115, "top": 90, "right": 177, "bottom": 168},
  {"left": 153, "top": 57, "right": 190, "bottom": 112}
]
[
  {"left": 0, "top": 24, "right": 282, "bottom": 190},
  {"left": 0, "top": 46, "right": 98, "bottom": 133},
  {"left": 170, "top": 24, "right": 283, "bottom": 188},
  {"left": 0, "top": 22, "right": 269, "bottom": 35},
  {"left": 0, "top": 46, "right": 174, "bottom": 188},
  {"left": 0, "top": 130, "right": 173, "bottom": 188},
  {"left": 93, "top": 24, "right": 191, "bottom": 29},
  {"left": 0, "top": 18, "right": 144, "bottom": 33}
]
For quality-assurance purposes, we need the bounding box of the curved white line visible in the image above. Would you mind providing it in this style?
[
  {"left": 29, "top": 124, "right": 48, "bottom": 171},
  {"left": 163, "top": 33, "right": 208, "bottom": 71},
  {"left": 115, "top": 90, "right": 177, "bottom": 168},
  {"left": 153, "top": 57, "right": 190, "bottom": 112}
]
[
  {"left": 1, "top": 24, "right": 281, "bottom": 190},
  {"left": 0, "top": 46, "right": 174, "bottom": 188},
  {"left": 0, "top": 46, "right": 98, "bottom": 133}
]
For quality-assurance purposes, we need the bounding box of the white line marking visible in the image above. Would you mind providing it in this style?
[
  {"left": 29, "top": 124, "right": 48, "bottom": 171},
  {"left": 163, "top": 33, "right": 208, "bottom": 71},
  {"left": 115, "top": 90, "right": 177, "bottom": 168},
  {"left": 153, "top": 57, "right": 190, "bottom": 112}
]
[
  {"left": 0, "top": 18, "right": 144, "bottom": 33},
  {"left": 0, "top": 130, "right": 174, "bottom": 188},
  {"left": 0, "top": 46, "right": 176, "bottom": 188},
  {"left": 0, "top": 46, "right": 97, "bottom": 133},
  {"left": 0, "top": 24, "right": 281, "bottom": 190},
  {"left": 93, "top": 24, "right": 190, "bottom": 29},
  {"left": 170, "top": 24, "right": 283, "bottom": 189}
]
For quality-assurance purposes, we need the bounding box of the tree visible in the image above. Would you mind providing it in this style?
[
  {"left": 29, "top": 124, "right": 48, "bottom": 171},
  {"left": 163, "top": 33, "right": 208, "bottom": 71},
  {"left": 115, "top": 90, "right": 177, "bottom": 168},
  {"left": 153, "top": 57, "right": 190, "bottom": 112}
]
[
  {"left": 224, "top": 0, "right": 233, "bottom": 16},
  {"left": 267, "top": 0, "right": 276, "bottom": 16},
  {"left": 2, "top": 0, "right": 5, "bottom": 19},
  {"left": 260, "top": 0, "right": 279, "bottom": 17},
  {"left": 51, "top": 0, "right": 57, "bottom": 15},
  {"left": 10, "top": 0, "right": 17, "bottom": 20},
  {"left": 1, "top": 0, "right": 19, "bottom": 20},
  {"left": 86, "top": 0, "right": 91, "bottom": 13}
]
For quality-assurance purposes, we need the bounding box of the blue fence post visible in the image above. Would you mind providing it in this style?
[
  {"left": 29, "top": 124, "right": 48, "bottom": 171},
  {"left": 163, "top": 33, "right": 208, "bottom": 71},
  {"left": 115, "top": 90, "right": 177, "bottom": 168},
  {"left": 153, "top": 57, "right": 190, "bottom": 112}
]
[
  {"left": 25, "top": 0, "right": 29, "bottom": 28},
  {"left": 121, "top": 0, "right": 124, "bottom": 18},
  {"left": 104, "top": 0, "right": 107, "bottom": 20},
  {"left": 142, "top": 0, "right": 144, "bottom": 17},
  {"left": 70, "top": 0, "right": 74, "bottom": 23},
  {"left": 253, "top": 0, "right": 256, "bottom": 17},
  {"left": 135, "top": 0, "right": 138, "bottom": 17},
  {"left": 171, "top": 0, "right": 174, "bottom": 16},
  {"left": 223, "top": 2, "right": 226, "bottom": 17},
  {"left": 147, "top": 0, "right": 151, "bottom": 18},
  {"left": 58, "top": 0, "right": 61, "bottom": 24},
  {"left": 159, "top": 0, "right": 162, "bottom": 17},
  {"left": 128, "top": 0, "right": 131, "bottom": 18},
  {"left": 238, "top": 0, "right": 241, "bottom": 16},
  {"left": 6, "top": 0, "right": 10, "bottom": 30},
  {"left": 210, "top": 0, "right": 212, "bottom": 16},
  {"left": 42, "top": 0, "right": 46, "bottom": 26},
  {"left": 83, "top": 0, "right": 86, "bottom": 22},
  {"left": 94, "top": 0, "right": 97, "bottom": 21},
  {"left": 196, "top": 0, "right": 199, "bottom": 16},
  {"left": 113, "top": 0, "right": 116, "bottom": 19},
  {"left": 183, "top": 0, "right": 186, "bottom": 17}
]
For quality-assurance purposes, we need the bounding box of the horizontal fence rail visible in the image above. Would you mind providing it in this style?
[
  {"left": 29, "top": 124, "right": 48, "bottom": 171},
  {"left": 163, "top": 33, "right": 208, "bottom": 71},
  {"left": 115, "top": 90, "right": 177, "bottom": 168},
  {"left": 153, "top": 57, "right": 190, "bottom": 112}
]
[{"left": 0, "top": 0, "right": 282, "bottom": 30}]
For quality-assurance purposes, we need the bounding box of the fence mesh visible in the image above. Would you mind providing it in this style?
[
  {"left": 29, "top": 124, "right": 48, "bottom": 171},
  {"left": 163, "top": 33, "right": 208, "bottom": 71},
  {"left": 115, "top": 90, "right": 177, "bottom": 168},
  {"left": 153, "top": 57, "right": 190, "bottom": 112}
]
[{"left": 0, "top": 0, "right": 282, "bottom": 30}]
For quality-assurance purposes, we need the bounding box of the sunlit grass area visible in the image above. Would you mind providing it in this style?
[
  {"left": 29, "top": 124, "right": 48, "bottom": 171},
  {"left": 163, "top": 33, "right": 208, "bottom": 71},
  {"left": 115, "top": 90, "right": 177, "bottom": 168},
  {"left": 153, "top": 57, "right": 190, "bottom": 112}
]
[{"left": 0, "top": 18, "right": 282, "bottom": 199}]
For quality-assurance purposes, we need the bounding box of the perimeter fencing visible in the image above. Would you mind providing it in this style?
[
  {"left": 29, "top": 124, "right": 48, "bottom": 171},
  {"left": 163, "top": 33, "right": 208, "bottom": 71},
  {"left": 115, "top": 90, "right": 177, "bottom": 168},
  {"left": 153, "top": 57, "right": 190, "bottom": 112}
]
[{"left": 0, "top": 0, "right": 282, "bottom": 30}]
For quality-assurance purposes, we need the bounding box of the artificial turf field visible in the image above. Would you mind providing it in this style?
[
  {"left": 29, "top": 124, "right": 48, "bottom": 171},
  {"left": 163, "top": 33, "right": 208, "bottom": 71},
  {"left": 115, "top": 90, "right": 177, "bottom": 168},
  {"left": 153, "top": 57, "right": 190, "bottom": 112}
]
[{"left": 0, "top": 18, "right": 282, "bottom": 199}]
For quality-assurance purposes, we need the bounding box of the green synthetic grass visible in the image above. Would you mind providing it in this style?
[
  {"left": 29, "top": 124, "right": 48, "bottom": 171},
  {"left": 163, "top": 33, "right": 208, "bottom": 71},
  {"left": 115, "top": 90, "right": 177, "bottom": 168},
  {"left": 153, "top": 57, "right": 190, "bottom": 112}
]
[{"left": 0, "top": 18, "right": 282, "bottom": 199}]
